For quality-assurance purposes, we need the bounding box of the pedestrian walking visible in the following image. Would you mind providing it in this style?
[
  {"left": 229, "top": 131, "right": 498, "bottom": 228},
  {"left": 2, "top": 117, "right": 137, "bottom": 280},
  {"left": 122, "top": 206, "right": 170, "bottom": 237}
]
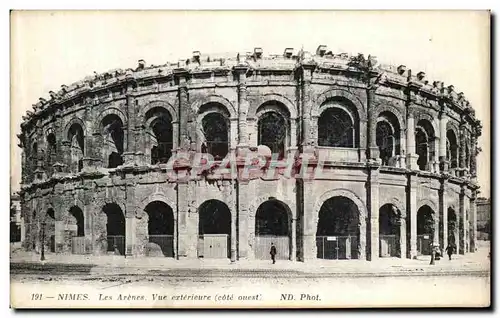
[
  {"left": 445, "top": 243, "right": 455, "bottom": 260},
  {"left": 270, "top": 243, "right": 277, "bottom": 264}
]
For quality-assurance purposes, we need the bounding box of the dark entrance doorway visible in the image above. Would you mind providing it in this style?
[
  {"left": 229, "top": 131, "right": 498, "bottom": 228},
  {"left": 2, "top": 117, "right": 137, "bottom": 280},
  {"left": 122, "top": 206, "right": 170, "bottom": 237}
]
[
  {"left": 198, "top": 200, "right": 231, "bottom": 259},
  {"left": 316, "top": 196, "right": 360, "bottom": 260},
  {"left": 255, "top": 200, "right": 291, "bottom": 260}
]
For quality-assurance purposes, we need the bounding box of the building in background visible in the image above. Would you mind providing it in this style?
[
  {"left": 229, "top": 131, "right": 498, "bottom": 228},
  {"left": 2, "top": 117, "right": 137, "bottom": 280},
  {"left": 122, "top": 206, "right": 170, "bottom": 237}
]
[
  {"left": 476, "top": 197, "right": 491, "bottom": 240},
  {"left": 10, "top": 193, "right": 24, "bottom": 246}
]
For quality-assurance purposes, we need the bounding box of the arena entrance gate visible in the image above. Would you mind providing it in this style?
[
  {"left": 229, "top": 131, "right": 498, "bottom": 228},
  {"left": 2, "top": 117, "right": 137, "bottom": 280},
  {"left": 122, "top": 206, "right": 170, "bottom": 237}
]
[
  {"left": 379, "top": 204, "right": 401, "bottom": 258},
  {"left": 145, "top": 201, "right": 175, "bottom": 257},
  {"left": 316, "top": 196, "right": 360, "bottom": 260},
  {"left": 103, "top": 203, "right": 125, "bottom": 255},
  {"left": 254, "top": 200, "right": 291, "bottom": 260},
  {"left": 198, "top": 200, "right": 231, "bottom": 259},
  {"left": 417, "top": 205, "right": 435, "bottom": 255}
]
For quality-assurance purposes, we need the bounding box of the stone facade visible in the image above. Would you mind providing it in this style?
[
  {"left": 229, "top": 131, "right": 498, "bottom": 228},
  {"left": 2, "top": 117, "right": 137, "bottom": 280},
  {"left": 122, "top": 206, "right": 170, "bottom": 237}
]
[{"left": 17, "top": 46, "right": 482, "bottom": 261}]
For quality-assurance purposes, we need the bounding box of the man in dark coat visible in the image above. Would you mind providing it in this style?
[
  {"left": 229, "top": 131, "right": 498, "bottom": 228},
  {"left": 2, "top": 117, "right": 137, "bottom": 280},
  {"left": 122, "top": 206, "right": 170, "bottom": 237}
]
[
  {"left": 445, "top": 243, "right": 455, "bottom": 260},
  {"left": 270, "top": 243, "right": 277, "bottom": 264}
]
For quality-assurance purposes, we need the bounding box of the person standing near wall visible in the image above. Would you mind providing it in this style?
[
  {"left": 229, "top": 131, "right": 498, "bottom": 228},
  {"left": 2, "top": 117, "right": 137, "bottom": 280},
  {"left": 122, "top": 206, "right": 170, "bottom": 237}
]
[{"left": 270, "top": 243, "right": 277, "bottom": 264}]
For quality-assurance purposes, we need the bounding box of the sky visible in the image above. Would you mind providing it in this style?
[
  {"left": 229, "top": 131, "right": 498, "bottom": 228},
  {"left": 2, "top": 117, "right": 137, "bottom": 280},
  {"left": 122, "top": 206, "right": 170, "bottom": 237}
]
[{"left": 9, "top": 10, "right": 491, "bottom": 197}]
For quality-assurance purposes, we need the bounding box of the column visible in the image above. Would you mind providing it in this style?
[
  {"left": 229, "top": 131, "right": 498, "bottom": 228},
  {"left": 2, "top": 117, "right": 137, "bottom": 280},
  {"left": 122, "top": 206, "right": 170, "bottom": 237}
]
[
  {"left": 237, "top": 181, "right": 250, "bottom": 259},
  {"left": 406, "top": 113, "right": 419, "bottom": 169},
  {"left": 20, "top": 217, "right": 26, "bottom": 245},
  {"left": 236, "top": 67, "right": 249, "bottom": 147},
  {"left": 302, "top": 181, "right": 317, "bottom": 261},
  {"left": 439, "top": 183, "right": 448, "bottom": 251},
  {"left": 368, "top": 89, "right": 379, "bottom": 160},
  {"left": 439, "top": 112, "right": 449, "bottom": 172},
  {"left": 289, "top": 119, "right": 298, "bottom": 151},
  {"left": 399, "top": 212, "right": 407, "bottom": 259},
  {"left": 123, "top": 87, "right": 136, "bottom": 164},
  {"left": 54, "top": 220, "right": 64, "bottom": 253},
  {"left": 459, "top": 124, "right": 466, "bottom": 176},
  {"left": 301, "top": 66, "right": 314, "bottom": 149},
  {"left": 84, "top": 206, "right": 93, "bottom": 254},
  {"left": 368, "top": 167, "right": 380, "bottom": 261},
  {"left": 470, "top": 193, "right": 477, "bottom": 252},
  {"left": 177, "top": 71, "right": 190, "bottom": 149},
  {"left": 291, "top": 218, "right": 297, "bottom": 261},
  {"left": 230, "top": 118, "right": 238, "bottom": 150},
  {"left": 470, "top": 134, "right": 478, "bottom": 181},
  {"left": 177, "top": 181, "right": 194, "bottom": 258},
  {"left": 125, "top": 216, "right": 136, "bottom": 257},
  {"left": 409, "top": 174, "right": 418, "bottom": 259},
  {"left": 459, "top": 188, "right": 466, "bottom": 254},
  {"left": 230, "top": 203, "right": 237, "bottom": 263}
]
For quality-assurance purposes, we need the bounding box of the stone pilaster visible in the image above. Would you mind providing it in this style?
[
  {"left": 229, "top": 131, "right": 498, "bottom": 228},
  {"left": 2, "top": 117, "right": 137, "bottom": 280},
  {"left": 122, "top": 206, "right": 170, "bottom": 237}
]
[
  {"left": 291, "top": 218, "right": 297, "bottom": 261},
  {"left": 125, "top": 216, "right": 135, "bottom": 257},
  {"left": 301, "top": 65, "right": 315, "bottom": 149},
  {"left": 176, "top": 70, "right": 191, "bottom": 150},
  {"left": 408, "top": 173, "right": 418, "bottom": 259},
  {"left": 236, "top": 66, "right": 249, "bottom": 147},
  {"left": 459, "top": 123, "right": 466, "bottom": 175},
  {"left": 459, "top": 187, "right": 466, "bottom": 254},
  {"left": 470, "top": 134, "right": 477, "bottom": 180},
  {"left": 302, "top": 180, "right": 317, "bottom": 261},
  {"left": 406, "top": 113, "right": 419, "bottom": 169},
  {"left": 230, "top": 196, "right": 237, "bottom": 262},
  {"left": 439, "top": 112, "right": 449, "bottom": 172},
  {"left": 367, "top": 165, "right": 380, "bottom": 261},
  {"left": 439, "top": 181, "right": 448, "bottom": 251},
  {"left": 54, "top": 219, "right": 64, "bottom": 253},
  {"left": 470, "top": 191, "right": 478, "bottom": 252},
  {"left": 237, "top": 181, "right": 250, "bottom": 259},
  {"left": 399, "top": 211, "right": 407, "bottom": 259},
  {"left": 123, "top": 86, "right": 136, "bottom": 164},
  {"left": 367, "top": 87, "right": 379, "bottom": 160}
]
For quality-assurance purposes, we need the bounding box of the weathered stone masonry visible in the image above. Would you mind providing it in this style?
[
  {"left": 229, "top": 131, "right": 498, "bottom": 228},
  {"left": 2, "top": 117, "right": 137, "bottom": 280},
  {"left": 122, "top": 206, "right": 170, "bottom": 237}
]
[{"left": 18, "top": 46, "right": 482, "bottom": 262}]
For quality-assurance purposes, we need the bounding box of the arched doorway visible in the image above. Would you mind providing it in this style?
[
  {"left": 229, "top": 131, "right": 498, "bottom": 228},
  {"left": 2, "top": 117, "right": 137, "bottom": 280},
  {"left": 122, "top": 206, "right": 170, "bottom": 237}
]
[
  {"left": 198, "top": 200, "right": 231, "bottom": 259},
  {"left": 68, "top": 206, "right": 85, "bottom": 254},
  {"left": 316, "top": 196, "right": 359, "bottom": 260},
  {"left": 417, "top": 205, "right": 435, "bottom": 255},
  {"left": 102, "top": 203, "right": 125, "bottom": 255},
  {"left": 448, "top": 207, "right": 458, "bottom": 254},
  {"left": 255, "top": 200, "right": 291, "bottom": 260},
  {"left": 43, "top": 208, "right": 56, "bottom": 253},
  {"left": 101, "top": 115, "right": 124, "bottom": 168},
  {"left": 379, "top": 204, "right": 401, "bottom": 257},
  {"left": 144, "top": 201, "right": 175, "bottom": 257}
]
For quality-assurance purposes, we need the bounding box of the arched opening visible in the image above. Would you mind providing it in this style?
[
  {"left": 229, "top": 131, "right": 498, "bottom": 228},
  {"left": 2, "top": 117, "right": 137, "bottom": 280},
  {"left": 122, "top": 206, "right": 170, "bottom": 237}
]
[
  {"left": 43, "top": 208, "right": 56, "bottom": 253},
  {"left": 447, "top": 207, "right": 458, "bottom": 254},
  {"left": 68, "top": 206, "right": 85, "bottom": 254},
  {"left": 417, "top": 205, "right": 435, "bottom": 255},
  {"left": 255, "top": 200, "right": 291, "bottom": 260},
  {"left": 146, "top": 107, "right": 173, "bottom": 165},
  {"left": 446, "top": 130, "right": 458, "bottom": 169},
  {"left": 316, "top": 196, "right": 359, "bottom": 260},
  {"left": 257, "top": 109, "right": 290, "bottom": 160},
  {"left": 144, "top": 201, "right": 174, "bottom": 257},
  {"left": 416, "top": 120, "right": 435, "bottom": 171},
  {"left": 379, "top": 204, "right": 401, "bottom": 257},
  {"left": 101, "top": 115, "right": 124, "bottom": 168},
  {"left": 318, "top": 100, "right": 359, "bottom": 148},
  {"left": 201, "top": 112, "right": 229, "bottom": 160},
  {"left": 68, "top": 123, "right": 85, "bottom": 173},
  {"left": 102, "top": 203, "right": 125, "bottom": 255},
  {"left": 376, "top": 112, "right": 401, "bottom": 166},
  {"left": 198, "top": 200, "right": 231, "bottom": 259},
  {"left": 46, "top": 133, "right": 57, "bottom": 176}
]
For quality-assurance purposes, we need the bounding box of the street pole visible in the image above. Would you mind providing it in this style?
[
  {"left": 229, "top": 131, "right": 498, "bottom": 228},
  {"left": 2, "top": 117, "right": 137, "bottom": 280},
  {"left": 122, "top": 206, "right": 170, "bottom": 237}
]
[{"left": 40, "top": 221, "right": 46, "bottom": 261}]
